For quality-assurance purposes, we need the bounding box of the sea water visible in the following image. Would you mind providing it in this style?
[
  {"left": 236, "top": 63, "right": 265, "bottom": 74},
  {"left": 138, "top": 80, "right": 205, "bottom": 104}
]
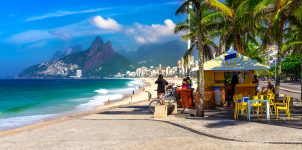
[{"left": 0, "top": 79, "right": 144, "bottom": 130}]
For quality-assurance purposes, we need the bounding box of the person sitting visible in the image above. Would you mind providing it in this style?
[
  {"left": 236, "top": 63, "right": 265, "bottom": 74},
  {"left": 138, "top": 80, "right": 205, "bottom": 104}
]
[{"left": 262, "top": 79, "right": 275, "bottom": 94}]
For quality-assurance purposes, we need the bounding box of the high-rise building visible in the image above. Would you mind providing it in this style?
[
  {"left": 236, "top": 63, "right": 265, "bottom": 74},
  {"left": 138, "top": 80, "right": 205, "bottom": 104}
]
[
  {"left": 266, "top": 45, "right": 278, "bottom": 67},
  {"left": 76, "top": 70, "right": 82, "bottom": 78}
]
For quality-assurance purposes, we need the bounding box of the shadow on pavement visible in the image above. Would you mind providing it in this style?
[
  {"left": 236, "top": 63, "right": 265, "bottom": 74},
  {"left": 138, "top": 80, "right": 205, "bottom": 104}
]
[
  {"left": 97, "top": 102, "right": 302, "bottom": 129},
  {"left": 97, "top": 105, "right": 151, "bottom": 115}
]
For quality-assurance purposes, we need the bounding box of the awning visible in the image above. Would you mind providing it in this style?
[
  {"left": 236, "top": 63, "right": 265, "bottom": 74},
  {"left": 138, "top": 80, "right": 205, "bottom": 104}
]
[{"left": 192, "top": 47, "right": 270, "bottom": 71}]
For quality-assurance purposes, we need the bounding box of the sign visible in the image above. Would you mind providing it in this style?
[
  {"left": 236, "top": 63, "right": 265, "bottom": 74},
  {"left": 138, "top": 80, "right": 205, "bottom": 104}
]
[{"left": 225, "top": 53, "right": 237, "bottom": 60}]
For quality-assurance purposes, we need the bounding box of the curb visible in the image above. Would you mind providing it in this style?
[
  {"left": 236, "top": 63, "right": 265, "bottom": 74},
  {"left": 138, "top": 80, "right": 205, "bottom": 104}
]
[{"left": 280, "top": 87, "right": 301, "bottom": 94}]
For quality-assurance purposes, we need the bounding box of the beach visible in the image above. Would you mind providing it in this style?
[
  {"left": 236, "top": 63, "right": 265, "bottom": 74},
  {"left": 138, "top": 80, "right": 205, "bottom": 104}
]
[
  {"left": 0, "top": 78, "right": 158, "bottom": 135},
  {"left": 1, "top": 78, "right": 302, "bottom": 150}
]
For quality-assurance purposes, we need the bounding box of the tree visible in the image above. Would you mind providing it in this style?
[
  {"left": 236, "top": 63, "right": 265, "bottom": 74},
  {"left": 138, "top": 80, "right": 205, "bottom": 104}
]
[
  {"left": 175, "top": 4, "right": 220, "bottom": 67},
  {"left": 205, "top": 0, "right": 263, "bottom": 54},
  {"left": 254, "top": 0, "right": 299, "bottom": 99},
  {"left": 176, "top": 0, "right": 206, "bottom": 117},
  {"left": 281, "top": 54, "right": 301, "bottom": 81}
]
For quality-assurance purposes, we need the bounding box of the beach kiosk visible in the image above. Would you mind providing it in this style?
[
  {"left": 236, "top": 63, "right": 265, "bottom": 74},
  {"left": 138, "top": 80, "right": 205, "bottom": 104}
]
[{"left": 192, "top": 47, "right": 270, "bottom": 108}]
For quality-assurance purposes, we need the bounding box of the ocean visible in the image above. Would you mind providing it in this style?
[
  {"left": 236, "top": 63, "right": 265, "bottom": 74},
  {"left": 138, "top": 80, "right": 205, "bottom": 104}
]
[{"left": 0, "top": 79, "right": 144, "bottom": 130}]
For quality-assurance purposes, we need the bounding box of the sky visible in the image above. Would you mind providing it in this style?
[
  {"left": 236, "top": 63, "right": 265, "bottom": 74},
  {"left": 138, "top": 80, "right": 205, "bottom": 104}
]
[{"left": 0, "top": 0, "right": 185, "bottom": 77}]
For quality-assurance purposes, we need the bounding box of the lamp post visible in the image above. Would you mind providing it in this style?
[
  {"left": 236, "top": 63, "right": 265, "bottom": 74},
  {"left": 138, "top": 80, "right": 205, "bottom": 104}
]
[{"left": 186, "top": 0, "right": 192, "bottom": 77}]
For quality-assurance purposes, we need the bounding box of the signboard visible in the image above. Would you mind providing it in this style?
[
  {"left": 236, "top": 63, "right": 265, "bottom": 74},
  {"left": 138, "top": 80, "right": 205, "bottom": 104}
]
[{"left": 225, "top": 53, "right": 237, "bottom": 60}]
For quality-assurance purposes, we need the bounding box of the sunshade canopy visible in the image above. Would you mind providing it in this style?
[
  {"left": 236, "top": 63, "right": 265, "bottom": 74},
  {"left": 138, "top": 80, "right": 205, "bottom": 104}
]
[{"left": 192, "top": 47, "right": 270, "bottom": 71}]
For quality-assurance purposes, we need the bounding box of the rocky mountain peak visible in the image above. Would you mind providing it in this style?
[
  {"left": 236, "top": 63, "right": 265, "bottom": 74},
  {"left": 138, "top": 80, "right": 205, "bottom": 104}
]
[{"left": 88, "top": 36, "right": 106, "bottom": 56}]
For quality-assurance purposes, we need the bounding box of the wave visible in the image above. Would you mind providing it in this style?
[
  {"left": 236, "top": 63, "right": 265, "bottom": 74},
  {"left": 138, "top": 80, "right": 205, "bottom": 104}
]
[
  {"left": 127, "top": 80, "right": 145, "bottom": 87},
  {"left": 94, "top": 89, "right": 109, "bottom": 94},
  {"left": 76, "top": 80, "right": 144, "bottom": 110},
  {"left": 76, "top": 94, "right": 123, "bottom": 110},
  {"left": 0, "top": 114, "right": 55, "bottom": 130}
]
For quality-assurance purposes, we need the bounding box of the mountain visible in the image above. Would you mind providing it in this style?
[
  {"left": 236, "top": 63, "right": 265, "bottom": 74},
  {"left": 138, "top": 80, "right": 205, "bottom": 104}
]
[
  {"left": 125, "top": 40, "right": 187, "bottom": 67},
  {"left": 51, "top": 45, "right": 82, "bottom": 61},
  {"left": 19, "top": 37, "right": 134, "bottom": 78}
]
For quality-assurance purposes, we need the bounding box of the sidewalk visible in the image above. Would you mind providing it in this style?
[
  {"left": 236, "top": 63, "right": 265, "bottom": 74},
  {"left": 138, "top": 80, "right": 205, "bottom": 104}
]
[{"left": 1, "top": 100, "right": 302, "bottom": 150}]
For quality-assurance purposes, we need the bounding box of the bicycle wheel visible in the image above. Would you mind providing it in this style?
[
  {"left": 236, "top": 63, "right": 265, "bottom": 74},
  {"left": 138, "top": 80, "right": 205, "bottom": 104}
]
[{"left": 149, "top": 100, "right": 159, "bottom": 113}]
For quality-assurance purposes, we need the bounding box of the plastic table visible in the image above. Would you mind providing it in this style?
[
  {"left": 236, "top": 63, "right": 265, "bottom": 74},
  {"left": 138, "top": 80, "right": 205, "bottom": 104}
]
[{"left": 245, "top": 97, "right": 270, "bottom": 121}]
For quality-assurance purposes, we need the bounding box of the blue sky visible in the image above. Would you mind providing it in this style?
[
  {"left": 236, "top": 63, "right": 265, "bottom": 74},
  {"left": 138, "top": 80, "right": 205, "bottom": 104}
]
[{"left": 0, "top": 0, "right": 185, "bottom": 77}]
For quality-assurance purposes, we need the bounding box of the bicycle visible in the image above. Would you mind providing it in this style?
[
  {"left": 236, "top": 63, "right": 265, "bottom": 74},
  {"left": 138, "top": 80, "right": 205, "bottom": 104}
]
[{"left": 149, "top": 86, "right": 185, "bottom": 113}]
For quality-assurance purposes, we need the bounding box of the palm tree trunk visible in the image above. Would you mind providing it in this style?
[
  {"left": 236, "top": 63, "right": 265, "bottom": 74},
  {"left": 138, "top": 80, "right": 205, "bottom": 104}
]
[
  {"left": 275, "top": 40, "right": 282, "bottom": 99},
  {"left": 218, "top": 38, "right": 225, "bottom": 56},
  {"left": 235, "top": 34, "right": 244, "bottom": 54},
  {"left": 300, "top": 50, "right": 302, "bottom": 100},
  {"left": 195, "top": 1, "right": 204, "bottom": 117}
]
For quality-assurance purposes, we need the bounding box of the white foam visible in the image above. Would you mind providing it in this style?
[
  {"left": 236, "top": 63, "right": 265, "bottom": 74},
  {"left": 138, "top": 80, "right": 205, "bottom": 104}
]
[
  {"left": 94, "top": 89, "right": 109, "bottom": 94},
  {"left": 127, "top": 80, "right": 144, "bottom": 87},
  {"left": 77, "top": 79, "right": 144, "bottom": 110},
  {"left": 0, "top": 114, "right": 55, "bottom": 130},
  {"left": 77, "top": 94, "right": 123, "bottom": 110}
]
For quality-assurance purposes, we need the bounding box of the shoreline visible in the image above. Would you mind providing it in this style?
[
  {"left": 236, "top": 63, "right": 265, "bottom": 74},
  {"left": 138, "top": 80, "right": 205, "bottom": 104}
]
[{"left": 0, "top": 78, "right": 157, "bottom": 137}]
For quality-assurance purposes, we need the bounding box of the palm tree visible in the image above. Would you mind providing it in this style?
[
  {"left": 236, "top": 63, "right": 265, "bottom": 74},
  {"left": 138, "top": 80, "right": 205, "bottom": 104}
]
[
  {"left": 205, "top": 0, "right": 262, "bottom": 54},
  {"left": 175, "top": 6, "right": 219, "bottom": 66},
  {"left": 176, "top": 0, "right": 207, "bottom": 117},
  {"left": 254, "top": 0, "right": 299, "bottom": 98}
]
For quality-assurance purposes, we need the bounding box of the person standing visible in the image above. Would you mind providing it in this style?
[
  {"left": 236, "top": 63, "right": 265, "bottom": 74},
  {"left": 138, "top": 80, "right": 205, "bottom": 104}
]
[
  {"left": 253, "top": 75, "right": 260, "bottom": 94},
  {"left": 186, "top": 75, "right": 193, "bottom": 88},
  {"left": 230, "top": 73, "right": 239, "bottom": 106},
  {"left": 155, "top": 74, "right": 168, "bottom": 105}
]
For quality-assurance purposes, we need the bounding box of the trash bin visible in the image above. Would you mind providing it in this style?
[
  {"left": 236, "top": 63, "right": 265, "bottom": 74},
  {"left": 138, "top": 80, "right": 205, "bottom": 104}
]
[
  {"left": 212, "top": 86, "right": 222, "bottom": 106},
  {"left": 176, "top": 88, "right": 193, "bottom": 108}
]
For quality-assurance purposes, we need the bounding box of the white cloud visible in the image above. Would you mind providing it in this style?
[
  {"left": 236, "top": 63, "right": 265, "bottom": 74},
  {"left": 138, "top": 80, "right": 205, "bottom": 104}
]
[
  {"left": 7, "top": 17, "right": 179, "bottom": 47},
  {"left": 25, "top": 41, "right": 48, "bottom": 49},
  {"left": 126, "top": 19, "right": 177, "bottom": 44},
  {"left": 91, "top": 16, "right": 122, "bottom": 31},
  {"left": 7, "top": 30, "right": 55, "bottom": 44},
  {"left": 25, "top": 7, "right": 114, "bottom": 21},
  {"left": 7, "top": 16, "right": 122, "bottom": 44},
  {"left": 163, "top": 1, "right": 182, "bottom": 5}
]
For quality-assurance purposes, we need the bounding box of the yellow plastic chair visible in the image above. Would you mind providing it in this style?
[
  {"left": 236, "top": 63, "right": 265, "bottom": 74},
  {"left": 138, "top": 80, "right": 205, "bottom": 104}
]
[
  {"left": 250, "top": 95, "right": 263, "bottom": 117},
  {"left": 233, "top": 94, "right": 247, "bottom": 120},
  {"left": 275, "top": 95, "right": 286, "bottom": 107},
  {"left": 276, "top": 96, "right": 291, "bottom": 120},
  {"left": 267, "top": 93, "right": 276, "bottom": 114}
]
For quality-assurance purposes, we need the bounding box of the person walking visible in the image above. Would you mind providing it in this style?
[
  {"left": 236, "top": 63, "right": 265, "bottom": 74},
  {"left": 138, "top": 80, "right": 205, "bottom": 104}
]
[{"left": 155, "top": 74, "right": 168, "bottom": 105}]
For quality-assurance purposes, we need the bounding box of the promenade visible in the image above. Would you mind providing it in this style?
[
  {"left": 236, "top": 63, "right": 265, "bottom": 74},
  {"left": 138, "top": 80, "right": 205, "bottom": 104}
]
[{"left": 1, "top": 97, "right": 302, "bottom": 150}]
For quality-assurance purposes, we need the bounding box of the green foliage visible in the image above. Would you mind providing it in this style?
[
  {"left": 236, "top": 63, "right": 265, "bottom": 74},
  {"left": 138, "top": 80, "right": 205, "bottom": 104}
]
[
  {"left": 282, "top": 54, "right": 301, "bottom": 80},
  {"left": 255, "top": 70, "right": 274, "bottom": 78}
]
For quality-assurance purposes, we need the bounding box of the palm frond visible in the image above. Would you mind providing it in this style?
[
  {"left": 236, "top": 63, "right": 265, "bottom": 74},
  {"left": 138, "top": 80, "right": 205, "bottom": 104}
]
[
  {"left": 201, "top": 12, "right": 224, "bottom": 25},
  {"left": 205, "top": 0, "right": 234, "bottom": 18},
  {"left": 282, "top": 41, "right": 302, "bottom": 53},
  {"left": 174, "top": 22, "right": 191, "bottom": 34},
  {"left": 183, "top": 41, "right": 197, "bottom": 67},
  {"left": 176, "top": 0, "right": 190, "bottom": 15},
  {"left": 253, "top": 0, "right": 275, "bottom": 16}
]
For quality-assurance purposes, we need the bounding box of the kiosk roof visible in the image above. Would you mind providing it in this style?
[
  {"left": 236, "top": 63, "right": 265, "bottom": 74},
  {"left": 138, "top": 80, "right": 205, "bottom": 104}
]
[{"left": 192, "top": 47, "right": 270, "bottom": 71}]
